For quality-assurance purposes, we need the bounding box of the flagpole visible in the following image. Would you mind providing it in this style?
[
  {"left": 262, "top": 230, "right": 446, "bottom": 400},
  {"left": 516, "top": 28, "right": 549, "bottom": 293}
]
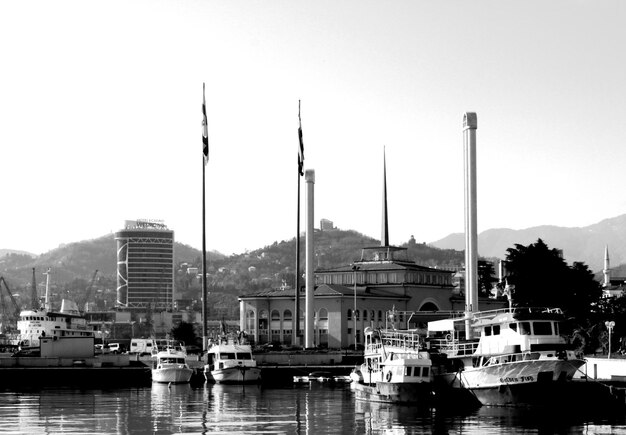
[
  {"left": 201, "top": 83, "right": 209, "bottom": 353},
  {"left": 294, "top": 100, "right": 304, "bottom": 347},
  {"left": 294, "top": 159, "right": 301, "bottom": 346},
  {"left": 202, "top": 144, "right": 208, "bottom": 352}
]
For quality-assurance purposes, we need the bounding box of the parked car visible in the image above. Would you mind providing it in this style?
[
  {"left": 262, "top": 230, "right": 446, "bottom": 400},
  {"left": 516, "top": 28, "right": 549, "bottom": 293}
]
[{"left": 108, "top": 343, "right": 121, "bottom": 354}]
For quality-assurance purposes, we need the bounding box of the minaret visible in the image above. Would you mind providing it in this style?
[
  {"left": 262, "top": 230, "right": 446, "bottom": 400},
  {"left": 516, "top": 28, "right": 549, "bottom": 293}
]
[
  {"left": 304, "top": 169, "right": 315, "bottom": 348},
  {"left": 381, "top": 148, "right": 389, "bottom": 247},
  {"left": 603, "top": 245, "right": 611, "bottom": 288},
  {"left": 463, "top": 112, "right": 478, "bottom": 339}
]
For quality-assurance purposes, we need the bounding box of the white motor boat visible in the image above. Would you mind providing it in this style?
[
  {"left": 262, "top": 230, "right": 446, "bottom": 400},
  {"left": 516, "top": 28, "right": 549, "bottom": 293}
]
[
  {"left": 152, "top": 346, "right": 193, "bottom": 384},
  {"left": 204, "top": 339, "right": 261, "bottom": 384}
]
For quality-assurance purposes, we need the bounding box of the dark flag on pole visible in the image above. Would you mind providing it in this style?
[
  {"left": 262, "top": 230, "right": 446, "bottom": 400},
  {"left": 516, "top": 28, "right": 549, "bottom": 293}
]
[
  {"left": 298, "top": 100, "right": 304, "bottom": 176},
  {"left": 202, "top": 83, "right": 209, "bottom": 165}
]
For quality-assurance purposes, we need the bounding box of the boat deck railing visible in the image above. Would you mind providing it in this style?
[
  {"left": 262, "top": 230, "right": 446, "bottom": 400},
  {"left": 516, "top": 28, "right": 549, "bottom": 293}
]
[
  {"left": 470, "top": 307, "right": 563, "bottom": 321},
  {"left": 428, "top": 338, "right": 479, "bottom": 357},
  {"left": 369, "top": 329, "right": 425, "bottom": 353}
]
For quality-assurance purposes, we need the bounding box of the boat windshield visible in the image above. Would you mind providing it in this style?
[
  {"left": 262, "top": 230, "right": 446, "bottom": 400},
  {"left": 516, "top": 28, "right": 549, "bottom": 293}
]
[
  {"left": 159, "top": 357, "right": 185, "bottom": 364},
  {"left": 219, "top": 353, "right": 236, "bottom": 359},
  {"left": 237, "top": 353, "right": 253, "bottom": 360}
]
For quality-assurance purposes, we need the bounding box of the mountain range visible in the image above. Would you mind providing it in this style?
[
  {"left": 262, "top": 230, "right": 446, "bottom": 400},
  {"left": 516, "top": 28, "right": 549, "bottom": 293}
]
[
  {"left": 430, "top": 214, "right": 626, "bottom": 272},
  {"left": 2, "top": 213, "right": 626, "bottom": 292}
]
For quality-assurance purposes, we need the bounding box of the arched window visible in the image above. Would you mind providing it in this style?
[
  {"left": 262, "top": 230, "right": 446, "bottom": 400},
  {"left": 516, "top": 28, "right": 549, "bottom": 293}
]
[
  {"left": 347, "top": 309, "right": 352, "bottom": 320},
  {"left": 271, "top": 310, "right": 280, "bottom": 320},
  {"left": 420, "top": 302, "right": 439, "bottom": 311},
  {"left": 378, "top": 310, "right": 383, "bottom": 321},
  {"left": 318, "top": 308, "right": 328, "bottom": 320},
  {"left": 283, "top": 309, "right": 292, "bottom": 320},
  {"left": 363, "top": 310, "right": 368, "bottom": 321},
  {"left": 370, "top": 310, "right": 375, "bottom": 321},
  {"left": 355, "top": 310, "right": 360, "bottom": 321}
]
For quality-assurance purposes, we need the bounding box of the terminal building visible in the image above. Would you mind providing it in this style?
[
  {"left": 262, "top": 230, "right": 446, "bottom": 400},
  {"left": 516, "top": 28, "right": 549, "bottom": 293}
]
[
  {"left": 238, "top": 154, "right": 504, "bottom": 349},
  {"left": 115, "top": 220, "right": 175, "bottom": 311}
]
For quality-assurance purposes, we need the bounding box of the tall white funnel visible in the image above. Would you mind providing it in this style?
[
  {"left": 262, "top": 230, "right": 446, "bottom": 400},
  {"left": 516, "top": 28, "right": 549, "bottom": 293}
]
[
  {"left": 304, "top": 169, "right": 315, "bottom": 348},
  {"left": 463, "top": 112, "right": 478, "bottom": 340}
]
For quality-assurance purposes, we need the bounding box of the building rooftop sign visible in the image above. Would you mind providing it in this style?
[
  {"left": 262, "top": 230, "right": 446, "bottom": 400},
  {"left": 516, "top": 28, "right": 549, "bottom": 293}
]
[{"left": 124, "top": 219, "right": 168, "bottom": 230}]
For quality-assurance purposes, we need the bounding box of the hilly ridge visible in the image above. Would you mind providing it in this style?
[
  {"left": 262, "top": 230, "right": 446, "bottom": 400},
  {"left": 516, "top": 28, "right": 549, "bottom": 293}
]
[{"left": 430, "top": 214, "right": 626, "bottom": 271}]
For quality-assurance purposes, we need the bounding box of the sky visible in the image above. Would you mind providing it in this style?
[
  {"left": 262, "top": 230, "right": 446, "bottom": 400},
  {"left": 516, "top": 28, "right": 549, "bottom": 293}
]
[{"left": 1, "top": 1, "right": 625, "bottom": 257}]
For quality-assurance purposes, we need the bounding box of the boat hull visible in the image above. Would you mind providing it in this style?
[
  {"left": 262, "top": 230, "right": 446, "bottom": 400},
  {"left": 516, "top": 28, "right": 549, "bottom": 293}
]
[
  {"left": 352, "top": 381, "right": 433, "bottom": 405},
  {"left": 207, "top": 366, "right": 261, "bottom": 384},
  {"left": 152, "top": 367, "right": 193, "bottom": 384},
  {"left": 438, "top": 358, "right": 586, "bottom": 407}
]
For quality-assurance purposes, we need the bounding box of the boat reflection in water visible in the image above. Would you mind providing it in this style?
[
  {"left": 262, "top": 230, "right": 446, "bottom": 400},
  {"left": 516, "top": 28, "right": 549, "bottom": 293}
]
[{"left": 0, "top": 384, "right": 624, "bottom": 434}]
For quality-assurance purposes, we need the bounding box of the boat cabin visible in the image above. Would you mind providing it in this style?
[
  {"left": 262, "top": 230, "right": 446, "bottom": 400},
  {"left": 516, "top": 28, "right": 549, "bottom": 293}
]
[{"left": 427, "top": 307, "right": 568, "bottom": 358}]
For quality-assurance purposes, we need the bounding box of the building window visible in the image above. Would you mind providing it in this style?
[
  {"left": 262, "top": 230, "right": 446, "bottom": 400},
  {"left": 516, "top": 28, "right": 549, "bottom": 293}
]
[
  {"left": 355, "top": 310, "right": 360, "bottom": 321},
  {"left": 318, "top": 308, "right": 328, "bottom": 320},
  {"left": 378, "top": 311, "right": 383, "bottom": 321},
  {"left": 363, "top": 310, "right": 368, "bottom": 321},
  {"left": 347, "top": 309, "right": 352, "bottom": 320}
]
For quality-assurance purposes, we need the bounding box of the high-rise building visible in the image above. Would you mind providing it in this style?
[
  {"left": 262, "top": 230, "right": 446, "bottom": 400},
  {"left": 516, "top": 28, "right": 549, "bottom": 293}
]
[{"left": 115, "top": 220, "right": 174, "bottom": 311}]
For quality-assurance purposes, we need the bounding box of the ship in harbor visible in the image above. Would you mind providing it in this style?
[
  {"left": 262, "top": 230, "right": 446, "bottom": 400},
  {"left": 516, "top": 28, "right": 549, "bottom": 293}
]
[
  {"left": 1, "top": 268, "right": 150, "bottom": 386},
  {"left": 426, "top": 306, "right": 586, "bottom": 407},
  {"left": 14, "top": 268, "right": 94, "bottom": 356},
  {"left": 350, "top": 324, "right": 433, "bottom": 405}
]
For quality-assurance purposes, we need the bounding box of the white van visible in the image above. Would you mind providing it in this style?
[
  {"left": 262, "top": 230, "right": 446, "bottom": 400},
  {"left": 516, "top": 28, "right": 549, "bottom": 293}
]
[{"left": 108, "top": 343, "right": 121, "bottom": 354}]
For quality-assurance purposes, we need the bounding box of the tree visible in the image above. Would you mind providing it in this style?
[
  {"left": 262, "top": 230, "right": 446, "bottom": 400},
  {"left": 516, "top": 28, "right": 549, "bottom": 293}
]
[
  {"left": 171, "top": 321, "right": 198, "bottom": 346},
  {"left": 504, "top": 239, "right": 602, "bottom": 321}
]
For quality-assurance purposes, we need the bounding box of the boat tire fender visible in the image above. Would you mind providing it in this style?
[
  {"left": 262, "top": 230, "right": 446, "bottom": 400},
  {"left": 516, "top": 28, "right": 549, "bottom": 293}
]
[
  {"left": 445, "top": 334, "right": 453, "bottom": 342},
  {"left": 386, "top": 371, "right": 392, "bottom": 382}
]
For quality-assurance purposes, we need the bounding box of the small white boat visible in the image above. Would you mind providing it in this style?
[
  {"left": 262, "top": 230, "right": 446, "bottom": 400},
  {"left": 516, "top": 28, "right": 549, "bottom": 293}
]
[
  {"left": 152, "top": 347, "right": 193, "bottom": 384},
  {"left": 204, "top": 338, "right": 261, "bottom": 384}
]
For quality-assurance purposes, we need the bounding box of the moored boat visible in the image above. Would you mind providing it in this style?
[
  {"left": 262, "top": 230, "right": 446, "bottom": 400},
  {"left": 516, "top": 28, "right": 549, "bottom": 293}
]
[
  {"left": 427, "top": 307, "right": 586, "bottom": 407},
  {"left": 16, "top": 269, "right": 94, "bottom": 354},
  {"left": 204, "top": 338, "right": 261, "bottom": 384},
  {"left": 350, "top": 324, "right": 433, "bottom": 405},
  {"left": 152, "top": 345, "right": 193, "bottom": 384}
]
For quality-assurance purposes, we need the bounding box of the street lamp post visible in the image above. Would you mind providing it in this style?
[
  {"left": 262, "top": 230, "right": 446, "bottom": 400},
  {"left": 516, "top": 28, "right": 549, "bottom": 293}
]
[
  {"left": 606, "top": 321, "right": 616, "bottom": 359},
  {"left": 352, "top": 265, "right": 360, "bottom": 351}
]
